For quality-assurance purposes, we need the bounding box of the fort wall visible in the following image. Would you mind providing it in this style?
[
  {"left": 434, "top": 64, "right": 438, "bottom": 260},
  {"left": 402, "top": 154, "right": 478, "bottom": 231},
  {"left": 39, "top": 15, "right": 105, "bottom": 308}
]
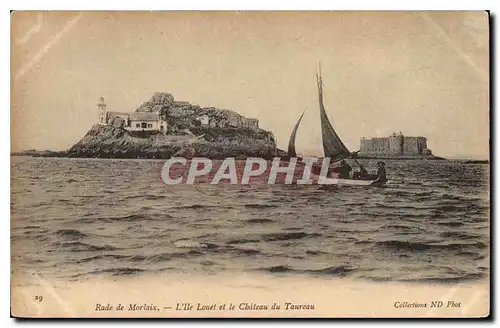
[{"left": 359, "top": 133, "right": 431, "bottom": 156}]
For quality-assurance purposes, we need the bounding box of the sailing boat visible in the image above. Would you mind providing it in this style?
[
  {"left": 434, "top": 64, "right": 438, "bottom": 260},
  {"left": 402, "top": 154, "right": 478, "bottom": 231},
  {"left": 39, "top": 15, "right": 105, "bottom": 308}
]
[
  {"left": 287, "top": 110, "right": 305, "bottom": 158},
  {"left": 316, "top": 65, "right": 352, "bottom": 163},
  {"left": 287, "top": 65, "right": 384, "bottom": 186}
]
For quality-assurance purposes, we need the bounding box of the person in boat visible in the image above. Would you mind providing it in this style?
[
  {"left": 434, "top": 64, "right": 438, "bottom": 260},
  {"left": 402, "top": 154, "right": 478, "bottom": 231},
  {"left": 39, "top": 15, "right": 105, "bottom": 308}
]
[
  {"left": 352, "top": 162, "right": 368, "bottom": 179},
  {"left": 360, "top": 165, "right": 368, "bottom": 177},
  {"left": 357, "top": 164, "right": 368, "bottom": 179},
  {"left": 371, "top": 161, "right": 388, "bottom": 185},
  {"left": 339, "top": 160, "right": 352, "bottom": 179}
]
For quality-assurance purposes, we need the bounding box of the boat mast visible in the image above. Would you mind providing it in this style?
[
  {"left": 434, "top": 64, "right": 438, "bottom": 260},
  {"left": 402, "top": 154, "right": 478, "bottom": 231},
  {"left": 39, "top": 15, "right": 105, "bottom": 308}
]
[{"left": 316, "top": 61, "right": 351, "bottom": 162}]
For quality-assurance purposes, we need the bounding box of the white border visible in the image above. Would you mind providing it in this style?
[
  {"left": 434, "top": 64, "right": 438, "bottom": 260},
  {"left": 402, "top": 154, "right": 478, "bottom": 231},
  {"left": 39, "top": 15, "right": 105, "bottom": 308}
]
[{"left": 1, "top": 1, "right": 497, "bottom": 10}]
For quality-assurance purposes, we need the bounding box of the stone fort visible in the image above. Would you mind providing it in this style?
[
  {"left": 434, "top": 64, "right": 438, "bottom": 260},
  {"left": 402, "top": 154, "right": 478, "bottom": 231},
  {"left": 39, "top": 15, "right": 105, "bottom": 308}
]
[{"left": 359, "top": 132, "right": 432, "bottom": 156}]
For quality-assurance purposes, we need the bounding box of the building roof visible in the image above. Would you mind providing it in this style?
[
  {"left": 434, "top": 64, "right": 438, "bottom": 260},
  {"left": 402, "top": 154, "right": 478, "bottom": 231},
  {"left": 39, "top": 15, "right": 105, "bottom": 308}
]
[
  {"left": 129, "top": 112, "right": 159, "bottom": 121},
  {"left": 107, "top": 111, "right": 130, "bottom": 117}
]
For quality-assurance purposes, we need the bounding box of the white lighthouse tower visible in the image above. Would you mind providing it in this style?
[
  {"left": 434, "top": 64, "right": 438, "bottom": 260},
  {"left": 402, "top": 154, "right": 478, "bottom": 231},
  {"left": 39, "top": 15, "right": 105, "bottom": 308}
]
[{"left": 97, "top": 96, "right": 107, "bottom": 124}]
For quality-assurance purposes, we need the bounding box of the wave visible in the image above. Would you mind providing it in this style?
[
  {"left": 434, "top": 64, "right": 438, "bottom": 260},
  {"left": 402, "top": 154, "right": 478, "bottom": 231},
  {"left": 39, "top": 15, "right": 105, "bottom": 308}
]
[
  {"left": 362, "top": 272, "right": 487, "bottom": 283},
  {"left": 310, "top": 266, "right": 357, "bottom": 275},
  {"left": 284, "top": 227, "right": 305, "bottom": 231},
  {"left": 245, "top": 218, "right": 274, "bottom": 224},
  {"left": 388, "top": 191, "right": 434, "bottom": 198},
  {"left": 77, "top": 250, "right": 207, "bottom": 265},
  {"left": 384, "top": 224, "right": 425, "bottom": 231},
  {"left": 19, "top": 229, "right": 49, "bottom": 235},
  {"left": 227, "top": 238, "right": 259, "bottom": 245},
  {"left": 374, "top": 203, "right": 424, "bottom": 210},
  {"left": 235, "top": 248, "right": 260, "bottom": 256},
  {"left": 259, "top": 265, "right": 356, "bottom": 276},
  {"left": 433, "top": 205, "right": 465, "bottom": 212},
  {"left": 354, "top": 240, "right": 373, "bottom": 245},
  {"left": 17, "top": 225, "right": 41, "bottom": 229},
  {"left": 74, "top": 267, "right": 146, "bottom": 277},
  {"left": 436, "top": 221, "right": 465, "bottom": 227},
  {"left": 244, "top": 204, "right": 279, "bottom": 209},
  {"left": 76, "top": 213, "right": 161, "bottom": 223},
  {"left": 439, "top": 231, "right": 479, "bottom": 240},
  {"left": 414, "top": 196, "right": 433, "bottom": 202},
  {"left": 260, "top": 265, "right": 293, "bottom": 273},
  {"left": 375, "top": 240, "right": 486, "bottom": 251},
  {"left": 305, "top": 250, "right": 328, "bottom": 255},
  {"left": 172, "top": 239, "right": 263, "bottom": 257},
  {"left": 144, "top": 195, "right": 168, "bottom": 201},
  {"left": 105, "top": 214, "right": 151, "bottom": 221},
  {"left": 440, "top": 193, "right": 476, "bottom": 201},
  {"left": 55, "top": 241, "right": 118, "bottom": 252},
  {"left": 262, "top": 232, "right": 321, "bottom": 242},
  {"left": 76, "top": 254, "right": 130, "bottom": 263},
  {"left": 174, "top": 240, "right": 218, "bottom": 249},
  {"left": 169, "top": 204, "right": 231, "bottom": 210},
  {"left": 124, "top": 194, "right": 167, "bottom": 201},
  {"left": 56, "top": 229, "right": 88, "bottom": 238},
  {"left": 456, "top": 251, "right": 482, "bottom": 257},
  {"left": 131, "top": 250, "right": 205, "bottom": 263},
  {"left": 400, "top": 273, "right": 487, "bottom": 284}
]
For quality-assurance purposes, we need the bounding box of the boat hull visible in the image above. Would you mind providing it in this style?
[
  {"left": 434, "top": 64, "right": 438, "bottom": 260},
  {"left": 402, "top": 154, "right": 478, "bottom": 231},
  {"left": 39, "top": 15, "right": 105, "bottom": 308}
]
[
  {"left": 333, "top": 178, "right": 381, "bottom": 186},
  {"left": 320, "top": 178, "right": 386, "bottom": 186},
  {"left": 309, "top": 172, "right": 387, "bottom": 186}
]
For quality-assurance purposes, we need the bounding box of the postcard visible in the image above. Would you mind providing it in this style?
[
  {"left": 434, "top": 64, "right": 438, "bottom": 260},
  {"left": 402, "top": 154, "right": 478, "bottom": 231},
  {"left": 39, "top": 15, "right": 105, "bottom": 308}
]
[{"left": 11, "top": 11, "right": 490, "bottom": 318}]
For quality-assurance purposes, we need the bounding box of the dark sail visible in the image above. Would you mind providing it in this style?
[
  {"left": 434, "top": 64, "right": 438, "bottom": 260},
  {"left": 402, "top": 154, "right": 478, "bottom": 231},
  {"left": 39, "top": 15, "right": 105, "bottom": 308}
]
[
  {"left": 287, "top": 110, "right": 306, "bottom": 157},
  {"left": 316, "top": 68, "right": 351, "bottom": 162}
]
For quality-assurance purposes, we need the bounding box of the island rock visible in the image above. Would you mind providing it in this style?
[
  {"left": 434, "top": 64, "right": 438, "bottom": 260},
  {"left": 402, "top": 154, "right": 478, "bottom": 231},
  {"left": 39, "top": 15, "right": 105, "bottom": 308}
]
[{"left": 66, "top": 93, "right": 277, "bottom": 159}]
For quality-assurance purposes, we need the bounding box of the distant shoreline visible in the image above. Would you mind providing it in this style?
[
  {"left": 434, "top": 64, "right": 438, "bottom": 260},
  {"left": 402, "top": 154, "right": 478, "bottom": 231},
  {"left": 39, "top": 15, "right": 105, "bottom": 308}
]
[
  {"left": 355, "top": 155, "right": 447, "bottom": 161},
  {"left": 10, "top": 150, "right": 489, "bottom": 164},
  {"left": 355, "top": 156, "right": 489, "bottom": 164}
]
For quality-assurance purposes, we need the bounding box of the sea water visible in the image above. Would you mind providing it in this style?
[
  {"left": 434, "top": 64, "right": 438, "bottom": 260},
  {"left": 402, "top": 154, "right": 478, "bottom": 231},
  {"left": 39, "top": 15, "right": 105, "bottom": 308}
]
[{"left": 11, "top": 157, "right": 490, "bottom": 285}]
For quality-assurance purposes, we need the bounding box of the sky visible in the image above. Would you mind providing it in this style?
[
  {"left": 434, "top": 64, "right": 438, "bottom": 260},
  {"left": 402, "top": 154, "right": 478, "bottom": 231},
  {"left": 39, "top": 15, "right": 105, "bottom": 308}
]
[{"left": 11, "top": 11, "right": 489, "bottom": 159}]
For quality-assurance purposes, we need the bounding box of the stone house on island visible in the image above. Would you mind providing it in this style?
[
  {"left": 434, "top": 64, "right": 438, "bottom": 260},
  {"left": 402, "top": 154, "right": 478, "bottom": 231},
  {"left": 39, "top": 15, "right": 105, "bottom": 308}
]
[
  {"left": 97, "top": 96, "right": 168, "bottom": 134},
  {"left": 97, "top": 94, "right": 260, "bottom": 133}
]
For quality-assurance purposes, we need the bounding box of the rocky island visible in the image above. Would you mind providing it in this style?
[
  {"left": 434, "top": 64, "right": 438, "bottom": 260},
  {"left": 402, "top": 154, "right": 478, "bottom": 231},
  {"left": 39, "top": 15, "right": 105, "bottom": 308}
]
[
  {"left": 12, "top": 93, "right": 452, "bottom": 161},
  {"left": 20, "top": 93, "right": 279, "bottom": 160}
]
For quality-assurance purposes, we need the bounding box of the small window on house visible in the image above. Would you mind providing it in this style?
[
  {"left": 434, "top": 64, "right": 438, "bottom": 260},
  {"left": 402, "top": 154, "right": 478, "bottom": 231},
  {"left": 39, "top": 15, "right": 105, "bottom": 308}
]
[
  {"left": 141, "top": 122, "right": 147, "bottom": 129},
  {"left": 136, "top": 123, "right": 140, "bottom": 128},
  {"left": 147, "top": 124, "right": 153, "bottom": 128}
]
